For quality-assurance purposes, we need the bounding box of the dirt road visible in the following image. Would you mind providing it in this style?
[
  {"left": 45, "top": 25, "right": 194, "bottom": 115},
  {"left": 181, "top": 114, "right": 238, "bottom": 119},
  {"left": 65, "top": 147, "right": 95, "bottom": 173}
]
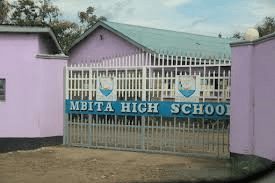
[{"left": 0, "top": 146, "right": 232, "bottom": 183}]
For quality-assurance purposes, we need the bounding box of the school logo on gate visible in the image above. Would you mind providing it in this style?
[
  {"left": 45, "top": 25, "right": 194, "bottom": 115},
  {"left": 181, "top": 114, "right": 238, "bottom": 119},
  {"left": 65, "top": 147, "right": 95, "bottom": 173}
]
[
  {"left": 96, "top": 77, "right": 117, "bottom": 101},
  {"left": 99, "top": 78, "right": 113, "bottom": 97},
  {"left": 175, "top": 75, "right": 200, "bottom": 102},
  {"left": 178, "top": 76, "right": 196, "bottom": 98}
]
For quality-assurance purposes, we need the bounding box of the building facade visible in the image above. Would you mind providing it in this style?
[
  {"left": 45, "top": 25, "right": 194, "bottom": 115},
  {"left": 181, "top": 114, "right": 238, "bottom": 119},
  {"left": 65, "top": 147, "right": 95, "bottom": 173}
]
[{"left": 0, "top": 26, "right": 68, "bottom": 152}]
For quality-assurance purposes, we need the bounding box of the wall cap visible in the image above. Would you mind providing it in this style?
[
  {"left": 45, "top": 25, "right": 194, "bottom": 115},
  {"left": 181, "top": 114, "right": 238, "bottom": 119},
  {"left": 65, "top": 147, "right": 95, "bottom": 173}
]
[
  {"left": 36, "top": 54, "right": 69, "bottom": 60},
  {"left": 230, "top": 32, "right": 275, "bottom": 47}
]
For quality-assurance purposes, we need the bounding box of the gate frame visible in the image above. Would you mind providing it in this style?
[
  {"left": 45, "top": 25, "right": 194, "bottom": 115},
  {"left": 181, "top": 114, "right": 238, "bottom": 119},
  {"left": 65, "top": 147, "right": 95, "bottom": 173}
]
[{"left": 64, "top": 51, "right": 231, "bottom": 158}]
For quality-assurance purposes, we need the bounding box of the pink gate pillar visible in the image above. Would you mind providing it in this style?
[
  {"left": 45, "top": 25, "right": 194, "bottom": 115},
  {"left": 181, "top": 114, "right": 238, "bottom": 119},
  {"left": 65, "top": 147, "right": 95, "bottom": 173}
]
[
  {"left": 0, "top": 28, "right": 68, "bottom": 152},
  {"left": 230, "top": 33, "right": 275, "bottom": 161}
]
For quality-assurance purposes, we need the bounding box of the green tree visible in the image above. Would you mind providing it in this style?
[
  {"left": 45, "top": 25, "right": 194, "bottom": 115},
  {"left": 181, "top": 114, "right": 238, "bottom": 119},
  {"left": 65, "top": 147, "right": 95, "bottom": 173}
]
[
  {"left": 231, "top": 17, "right": 275, "bottom": 39},
  {"left": 256, "top": 16, "right": 275, "bottom": 37},
  {"left": 78, "top": 6, "right": 107, "bottom": 31},
  {"left": 232, "top": 32, "right": 242, "bottom": 39},
  {"left": 10, "top": 0, "right": 60, "bottom": 25},
  {"left": 0, "top": 0, "right": 10, "bottom": 24},
  {"left": 3, "top": 0, "right": 106, "bottom": 53},
  {"left": 10, "top": 0, "right": 41, "bottom": 25},
  {"left": 39, "top": 0, "right": 60, "bottom": 24},
  {"left": 8, "top": 0, "right": 80, "bottom": 52},
  {"left": 51, "top": 20, "right": 82, "bottom": 53}
]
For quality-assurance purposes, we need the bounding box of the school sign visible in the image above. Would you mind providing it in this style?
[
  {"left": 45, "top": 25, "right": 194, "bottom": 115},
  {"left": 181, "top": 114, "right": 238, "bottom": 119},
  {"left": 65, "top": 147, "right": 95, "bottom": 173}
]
[
  {"left": 65, "top": 100, "right": 230, "bottom": 119},
  {"left": 66, "top": 75, "right": 230, "bottom": 119}
]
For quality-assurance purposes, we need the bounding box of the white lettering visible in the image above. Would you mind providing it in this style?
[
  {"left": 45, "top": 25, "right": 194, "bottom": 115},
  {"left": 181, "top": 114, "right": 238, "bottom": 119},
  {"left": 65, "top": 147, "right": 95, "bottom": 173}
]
[
  {"left": 225, "top": 104, "right": 230, "bottom": 116},
  {"left": 193, "top": 104, "right": 204, "bottom": 115},
  {"left": 205, "top": 104, "right": 214, "bottom": 115},
  {"left": 121, "top": 102, "right": 131, "bottom": 113},
  {"left": 81, "top": 101, "right": 88, "bottom": 111},
  {"left": 138, "top": 103, "right": 147, "bottom": 113},
  {"left": 94, "top": 102, "right": 104, "bottom": 112},
  {"left": 216, "top": 105, "right": 226, "bottom": 116},
  {"left": 104, "top": 102, "right": 114, "bottom": 112},
  {"left": 70, "top": 101, "right": 80, "bottom": 111},
  {"left": 147, "top": 103, "right": 159, "bottom": 113},
  {"left": 182, "top": 104, "right": 192, "bottom": 114},
  {"left": 132, "top": 103, "right": 138, "bottom": 113},
  {"left": 88, "top": 102, "right": 93, "bottom": 111},
  {"left": 171, "top": 104, "right": 180, "bottom": 114}
]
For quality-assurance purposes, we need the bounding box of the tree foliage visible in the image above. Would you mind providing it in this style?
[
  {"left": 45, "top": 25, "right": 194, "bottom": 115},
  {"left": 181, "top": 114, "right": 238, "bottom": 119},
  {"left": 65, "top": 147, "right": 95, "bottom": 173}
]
[
  {"left": 39, "top": 0, "right": 60, "bottom": 24},
  {"left": 1, "top": 0, "right": 106, "bottom": 53},
  {"left": 231, "top": 16, "right": 275, "bottom": 39},
  {"left": 78, "top": 6, "right": 107, "bottom": 31},
  {"left": 256, "top": 16, "right": 275, "bottom": 37},
  {"left": 10, "top": 0, "right": 45, "bottom": 25},
  {"left": 232, "top": 32, "right": 242, "bottom": 39},
  {"left": 0, "top": 0, "right": 10, "bottom": 24},
  {"left": 50, "top": 20, "right": 82, "bottom": 52}
]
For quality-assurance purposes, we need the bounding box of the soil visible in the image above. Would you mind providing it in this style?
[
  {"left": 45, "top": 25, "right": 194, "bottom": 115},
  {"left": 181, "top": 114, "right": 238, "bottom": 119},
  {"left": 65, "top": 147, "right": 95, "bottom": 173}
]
[{"left": 0, "top": 146, "right": 233, "bottom": 183}]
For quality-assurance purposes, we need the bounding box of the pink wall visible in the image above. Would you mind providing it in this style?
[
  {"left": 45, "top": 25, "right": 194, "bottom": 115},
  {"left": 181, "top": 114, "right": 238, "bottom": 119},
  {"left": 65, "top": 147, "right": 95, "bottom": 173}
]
[
  {"left": 69, "top": 27, "right": 138, "bottom": 64},
  {"left": 253, "top": 39, "right": 275, "bottom": 161},
  {"left": 0, "top": 34, "right": 40, "bottom": 137},
  {"left": 37, "top": 57, "right": 66, "bottom": 137},
  {"left": 230, "top": 45, "right": 254, "bottom": 155},
  {"left": 230, "top": 36, "right": 275, "bottom": 161},
  {"left": 0, "top": 33, "right": 67, "bottom": 138}
]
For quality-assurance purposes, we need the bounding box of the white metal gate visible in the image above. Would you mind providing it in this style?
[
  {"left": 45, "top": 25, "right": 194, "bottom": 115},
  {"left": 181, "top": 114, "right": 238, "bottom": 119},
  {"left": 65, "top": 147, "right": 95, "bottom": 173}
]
[{"left": 64, "top": 51, "right": 231, "bottom": 158}]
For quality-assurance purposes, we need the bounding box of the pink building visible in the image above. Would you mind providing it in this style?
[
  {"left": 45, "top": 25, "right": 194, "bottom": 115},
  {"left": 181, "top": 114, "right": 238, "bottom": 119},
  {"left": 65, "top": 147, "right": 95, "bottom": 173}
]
[
  {"left": 230, "top": 33, "right": 275, "bottom": 162},
  {"left": 0, "top": 25, "right": 68, "bottom": 152},
  {"left": 68, "top": 21, "right": 233, "bottom": 65}
]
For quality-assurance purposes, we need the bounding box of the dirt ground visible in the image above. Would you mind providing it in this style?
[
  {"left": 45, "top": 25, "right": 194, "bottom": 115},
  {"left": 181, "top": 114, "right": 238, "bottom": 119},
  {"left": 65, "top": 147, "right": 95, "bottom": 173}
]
[{"left": 0, "top": 146, "right": 233, "bottom": 183}]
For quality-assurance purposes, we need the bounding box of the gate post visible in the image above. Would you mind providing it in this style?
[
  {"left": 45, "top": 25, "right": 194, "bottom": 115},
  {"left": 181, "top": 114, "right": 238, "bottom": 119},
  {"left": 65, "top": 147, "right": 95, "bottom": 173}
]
[
  {"left": 88, "top": 68, "right": 93, "bottom": 146},
  {"left": 63, "top": 65, "right": 69, "bottom": 145},
  {"left": 141, "top": 67, "right": 147, "bottom": 150}
]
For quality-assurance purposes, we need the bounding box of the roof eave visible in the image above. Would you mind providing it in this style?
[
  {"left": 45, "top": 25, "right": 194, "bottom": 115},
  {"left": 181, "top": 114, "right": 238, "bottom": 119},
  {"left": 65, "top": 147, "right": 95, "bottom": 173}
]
[
  {"left": 46, "top": 27, "right": 63, "bottom": 54},
  {"left": 0, "top": 25, "right": 64, "bottom": 54},
  {"left": 68, "top": 21, "right": 154, "bottom": 54}
]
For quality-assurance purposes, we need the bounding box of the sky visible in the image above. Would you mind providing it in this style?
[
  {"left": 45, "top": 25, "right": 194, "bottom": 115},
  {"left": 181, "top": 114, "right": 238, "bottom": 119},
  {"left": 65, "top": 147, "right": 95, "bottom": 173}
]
[{"left": 14, "top": 0, "right": 275, "bottom": 37}]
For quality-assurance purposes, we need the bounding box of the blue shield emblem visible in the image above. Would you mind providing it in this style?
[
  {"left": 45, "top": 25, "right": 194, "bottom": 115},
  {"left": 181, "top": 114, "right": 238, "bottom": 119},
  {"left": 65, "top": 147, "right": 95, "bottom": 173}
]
[
  {"left": 99, "top": 78, "right": 113, "bottom": 97},
  {"left": 178, "top": 76, "right": 196, "bottom": 98}
]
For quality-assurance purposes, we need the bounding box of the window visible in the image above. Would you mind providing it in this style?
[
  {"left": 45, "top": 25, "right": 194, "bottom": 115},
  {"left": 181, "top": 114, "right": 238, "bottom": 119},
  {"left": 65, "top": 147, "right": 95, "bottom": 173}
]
[{"left": 0, "top": 79, "right": 5, "bottom": 101}]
